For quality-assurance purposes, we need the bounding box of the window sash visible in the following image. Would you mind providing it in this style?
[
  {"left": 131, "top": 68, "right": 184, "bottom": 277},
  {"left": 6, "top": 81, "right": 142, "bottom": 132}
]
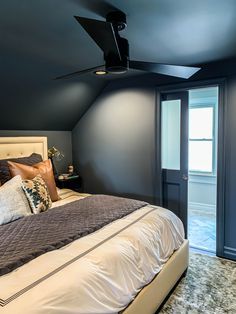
[
  {"left": 189, "top": 139, "right": 214, "bottom": 175},
  {"left": 188, "top": 104, "right": 215, "bottom": 174},
  {"left": 189, "top": 104, "right": 215, "bottom": 139}
]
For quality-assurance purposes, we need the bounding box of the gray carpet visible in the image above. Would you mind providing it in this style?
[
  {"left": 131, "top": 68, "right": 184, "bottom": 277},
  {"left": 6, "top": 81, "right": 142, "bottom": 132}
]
[{"left": 159, "top": 253, "right": 236, "bottom": 313}]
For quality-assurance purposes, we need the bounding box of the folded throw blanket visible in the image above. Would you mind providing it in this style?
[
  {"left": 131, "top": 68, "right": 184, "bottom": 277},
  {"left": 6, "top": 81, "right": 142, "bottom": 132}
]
[{"left": 0, "top": 195, "right": 147, "bottom": 276}]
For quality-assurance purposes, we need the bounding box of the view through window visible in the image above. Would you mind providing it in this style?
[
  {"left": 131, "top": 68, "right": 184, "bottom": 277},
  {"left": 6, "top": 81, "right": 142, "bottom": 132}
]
[{"left": 189, "top": 106, "right": 214, "bottom": 173}]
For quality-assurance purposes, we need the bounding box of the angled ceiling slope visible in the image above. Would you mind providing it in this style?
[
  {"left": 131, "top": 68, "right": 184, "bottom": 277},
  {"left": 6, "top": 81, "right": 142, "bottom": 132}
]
[{"left": 1, "top": 0, "right": 236, "bottom": 130}]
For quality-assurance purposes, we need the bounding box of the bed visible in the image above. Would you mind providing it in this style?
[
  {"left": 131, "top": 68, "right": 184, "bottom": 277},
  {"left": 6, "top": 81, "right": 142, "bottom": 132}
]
[{"left": 0, "top": 136, "right": 189, "bottom": 314}]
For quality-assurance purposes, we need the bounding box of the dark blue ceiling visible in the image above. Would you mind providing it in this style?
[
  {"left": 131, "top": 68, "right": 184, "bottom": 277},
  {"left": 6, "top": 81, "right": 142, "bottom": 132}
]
[{"left": 1, "top": 0, "right": 236, "bottom": 130}]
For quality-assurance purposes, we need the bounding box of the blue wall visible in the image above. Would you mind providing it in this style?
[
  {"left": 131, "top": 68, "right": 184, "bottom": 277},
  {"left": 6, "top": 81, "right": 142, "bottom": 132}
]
[{"left": 72, "top": 86, "right": 157, "bottom": 204}]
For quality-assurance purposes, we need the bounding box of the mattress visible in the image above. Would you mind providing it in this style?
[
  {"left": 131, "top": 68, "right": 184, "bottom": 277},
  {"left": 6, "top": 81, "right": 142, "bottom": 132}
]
[{"left": 0, "top": 189, "right": 184, "bottom": 314}]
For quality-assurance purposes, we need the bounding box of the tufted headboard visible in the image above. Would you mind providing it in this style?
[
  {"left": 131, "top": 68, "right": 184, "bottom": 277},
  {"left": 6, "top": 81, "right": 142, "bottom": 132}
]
[{"left": 0, "top": 137, "right": 48, "bottom": 160}]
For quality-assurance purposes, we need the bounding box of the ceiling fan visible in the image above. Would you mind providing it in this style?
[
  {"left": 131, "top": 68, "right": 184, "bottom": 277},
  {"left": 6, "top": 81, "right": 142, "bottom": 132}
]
[{"left": 55, "top": 11, "right": 201, "bottom": 80}]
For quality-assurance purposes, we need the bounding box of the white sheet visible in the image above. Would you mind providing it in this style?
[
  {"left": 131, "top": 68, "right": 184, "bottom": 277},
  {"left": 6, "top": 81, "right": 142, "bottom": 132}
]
[
  {"left": 0, "top": 190, "right": 184, "bottom": 314},
  {"left": 51, "top": 188, "right": 91, "bottom": 207}
]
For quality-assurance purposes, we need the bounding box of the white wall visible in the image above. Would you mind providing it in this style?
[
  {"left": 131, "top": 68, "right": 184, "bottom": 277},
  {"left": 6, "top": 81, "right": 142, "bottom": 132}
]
[{"left": 188, "top": 174, "right": 217, "bottom": 212}]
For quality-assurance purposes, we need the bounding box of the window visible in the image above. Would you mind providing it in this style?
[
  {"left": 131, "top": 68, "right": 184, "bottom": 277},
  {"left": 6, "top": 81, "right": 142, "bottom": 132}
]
[{"left": 189, "top": 106, "right": 214, "bottom": 173}]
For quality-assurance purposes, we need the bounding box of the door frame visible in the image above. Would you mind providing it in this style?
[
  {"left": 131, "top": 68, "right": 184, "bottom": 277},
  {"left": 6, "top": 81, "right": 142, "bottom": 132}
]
[{"left": 155, "top": 78, "right": 226, "bottom": 257}]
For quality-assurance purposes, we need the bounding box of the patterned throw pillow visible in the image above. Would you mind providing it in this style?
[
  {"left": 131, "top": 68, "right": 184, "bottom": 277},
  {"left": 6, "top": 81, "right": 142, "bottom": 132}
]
[{"left": 22, "top": 175, "right": 52, "bottom": 214}]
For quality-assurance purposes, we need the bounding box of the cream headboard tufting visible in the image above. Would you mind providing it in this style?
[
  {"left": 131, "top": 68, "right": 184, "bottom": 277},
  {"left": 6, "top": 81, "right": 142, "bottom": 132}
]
[{"left": 0, "top": 137, "right": 48, "bottom": 160}]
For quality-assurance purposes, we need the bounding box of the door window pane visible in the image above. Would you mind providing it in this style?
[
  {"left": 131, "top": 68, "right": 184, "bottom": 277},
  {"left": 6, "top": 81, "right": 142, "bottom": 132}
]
[
  {"left": 189, "top": 107, "right": 213, "bottom": 139},
  {"left": 161, "top": 99, "right": 181, "bottom": 170},
  {"left": 189, "top": 141, "right": 213, "bottom": 172}
]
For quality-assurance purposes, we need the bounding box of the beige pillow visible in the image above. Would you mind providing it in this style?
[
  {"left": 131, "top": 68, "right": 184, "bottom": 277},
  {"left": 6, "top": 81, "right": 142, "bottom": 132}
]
[
  {"left": 22, "top": 175, "right": 52, "bottom": 214},
  {"left": 0, "top": 175, "right": 32, "bottom": 225}
]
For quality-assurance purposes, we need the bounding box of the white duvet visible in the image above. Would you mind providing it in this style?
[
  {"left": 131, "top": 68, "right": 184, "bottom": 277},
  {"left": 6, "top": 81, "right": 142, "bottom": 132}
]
[{"left": 0, "top": 190, "right": 184, "bottom": 314}]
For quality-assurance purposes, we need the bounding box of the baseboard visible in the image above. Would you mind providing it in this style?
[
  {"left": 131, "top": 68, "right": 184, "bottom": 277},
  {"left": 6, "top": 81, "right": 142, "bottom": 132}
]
[{"left": 223, "top": 246, "right": 236, "bottom": 260}]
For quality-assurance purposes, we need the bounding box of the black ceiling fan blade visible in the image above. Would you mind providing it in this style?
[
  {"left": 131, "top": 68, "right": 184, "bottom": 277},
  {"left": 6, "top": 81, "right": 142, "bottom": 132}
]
[
  {"left": 54, "top": 65, "right": 105, "bottom": 80},
  {"left": 130, "top": 60, "right": 201, "bottom": 79},
  {"left": 74, "top": 16, "right": 121, "bottom": 60}
]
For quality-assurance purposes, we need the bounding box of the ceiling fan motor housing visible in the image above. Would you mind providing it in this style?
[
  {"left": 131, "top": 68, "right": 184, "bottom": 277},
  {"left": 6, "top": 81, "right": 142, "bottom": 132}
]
[
  {"left": 106, "top": 11, "right": 127, "bottom": 31},
  {"left": 105, "top": 37, "right": 129, "bottom": 74}
]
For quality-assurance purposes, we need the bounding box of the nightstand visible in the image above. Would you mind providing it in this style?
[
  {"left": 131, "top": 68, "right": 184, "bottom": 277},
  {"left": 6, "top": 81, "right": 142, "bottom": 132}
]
[{"left": 55, "top": 175, "right": 83, "bottom": 192}]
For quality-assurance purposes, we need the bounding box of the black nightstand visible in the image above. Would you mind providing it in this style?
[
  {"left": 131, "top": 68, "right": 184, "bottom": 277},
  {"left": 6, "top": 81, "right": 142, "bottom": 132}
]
[{"left": 55, "top": 175, "right": 83, "bottom": 192}]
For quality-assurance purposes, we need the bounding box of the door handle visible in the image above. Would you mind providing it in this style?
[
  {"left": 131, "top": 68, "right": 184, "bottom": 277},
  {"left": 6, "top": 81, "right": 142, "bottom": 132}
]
[{"left": 182, "top": 174, "right": 188, "bottom": 181}]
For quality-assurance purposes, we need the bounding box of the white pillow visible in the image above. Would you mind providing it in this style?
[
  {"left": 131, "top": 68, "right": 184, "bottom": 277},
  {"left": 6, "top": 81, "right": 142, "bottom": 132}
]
[{"left": 0, "top": 175, "right": 32, "bottom": 225}]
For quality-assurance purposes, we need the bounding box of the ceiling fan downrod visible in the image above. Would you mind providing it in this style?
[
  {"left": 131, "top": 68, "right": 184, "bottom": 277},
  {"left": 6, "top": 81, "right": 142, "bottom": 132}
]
[{"left": 105, "top": 11, "right": 129, "bottom": 74}]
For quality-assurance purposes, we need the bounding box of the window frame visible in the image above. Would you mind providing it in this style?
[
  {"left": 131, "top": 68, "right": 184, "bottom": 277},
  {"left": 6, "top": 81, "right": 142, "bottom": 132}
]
[{"left": 188, "top": 103, "right": 216, "bottom": 176}]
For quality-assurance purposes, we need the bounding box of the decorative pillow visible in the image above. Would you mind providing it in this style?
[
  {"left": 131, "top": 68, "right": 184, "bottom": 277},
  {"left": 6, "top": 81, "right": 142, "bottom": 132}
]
[
  {"left": 0, "top": 175, "right": 32, "bottom": 225},
  {"left": 8, "top": 159, "right": 59, "bottom": 201},
  {"left": 0, "top": 153, "right": 42, "bottom": 185},
  {"left": 22, "top": 175, "right": 52, "bottom": 214}
]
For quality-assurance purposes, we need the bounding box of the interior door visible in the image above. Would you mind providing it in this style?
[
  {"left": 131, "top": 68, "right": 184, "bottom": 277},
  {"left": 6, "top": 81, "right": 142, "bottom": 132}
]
[{"left": 161, "top": 92, "right": 189, "bottom": 234}]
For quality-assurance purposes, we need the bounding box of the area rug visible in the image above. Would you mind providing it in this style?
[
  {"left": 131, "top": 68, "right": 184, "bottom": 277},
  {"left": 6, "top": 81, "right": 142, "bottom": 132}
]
[{"left": 159, "top": 252, "right": 236, "bottom": 313}]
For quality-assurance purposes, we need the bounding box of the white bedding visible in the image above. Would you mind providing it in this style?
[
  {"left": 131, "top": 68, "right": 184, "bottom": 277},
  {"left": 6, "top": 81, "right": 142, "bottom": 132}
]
[{"left": 0, "top": 190, "right": 184, "bottom": 314}]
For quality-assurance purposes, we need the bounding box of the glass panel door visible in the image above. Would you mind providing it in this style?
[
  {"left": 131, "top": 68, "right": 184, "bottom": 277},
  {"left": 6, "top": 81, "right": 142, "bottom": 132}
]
[{"left": 161, "top": 92, "right": 188, "bottom": 234}]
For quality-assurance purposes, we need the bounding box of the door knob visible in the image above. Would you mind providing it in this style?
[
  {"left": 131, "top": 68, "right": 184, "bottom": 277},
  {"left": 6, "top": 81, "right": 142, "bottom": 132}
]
[{"left": 182, "top": 174, "right": 188, "bottom": 181}]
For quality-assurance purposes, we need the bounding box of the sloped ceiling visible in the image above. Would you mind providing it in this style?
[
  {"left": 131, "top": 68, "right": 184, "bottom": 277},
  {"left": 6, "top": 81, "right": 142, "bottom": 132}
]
[{"left": 1, "top": 0, "right": 236, "bottom": 130}]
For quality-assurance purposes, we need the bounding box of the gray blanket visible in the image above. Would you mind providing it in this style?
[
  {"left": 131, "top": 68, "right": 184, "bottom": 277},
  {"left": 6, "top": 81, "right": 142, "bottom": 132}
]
[{"left": 0, "top": 195, "right": 147, "bottom": 276}]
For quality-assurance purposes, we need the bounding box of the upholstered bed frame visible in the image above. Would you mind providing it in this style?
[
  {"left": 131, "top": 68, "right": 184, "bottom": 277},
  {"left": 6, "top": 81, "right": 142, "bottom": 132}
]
[
  {"left": 0, "top": 136, "right": 189, "bottom": 314},
  {"left": 0, "top": 137, "right": 48, "bottom": 161}
]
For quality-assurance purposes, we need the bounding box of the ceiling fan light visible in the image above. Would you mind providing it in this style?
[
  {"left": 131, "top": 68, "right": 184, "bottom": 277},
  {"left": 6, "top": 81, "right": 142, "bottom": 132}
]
[{"left": 94, "top": 70, "right": 108, "bottom": 75}]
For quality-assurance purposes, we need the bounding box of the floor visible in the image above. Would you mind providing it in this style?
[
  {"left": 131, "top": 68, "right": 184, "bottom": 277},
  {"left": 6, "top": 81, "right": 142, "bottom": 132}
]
[
  {"left": 159, "top": 252, "right": 236, "bottom": 313},
  {"left": 188, "top": 207, "right": 216, "bottom": 253}
]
